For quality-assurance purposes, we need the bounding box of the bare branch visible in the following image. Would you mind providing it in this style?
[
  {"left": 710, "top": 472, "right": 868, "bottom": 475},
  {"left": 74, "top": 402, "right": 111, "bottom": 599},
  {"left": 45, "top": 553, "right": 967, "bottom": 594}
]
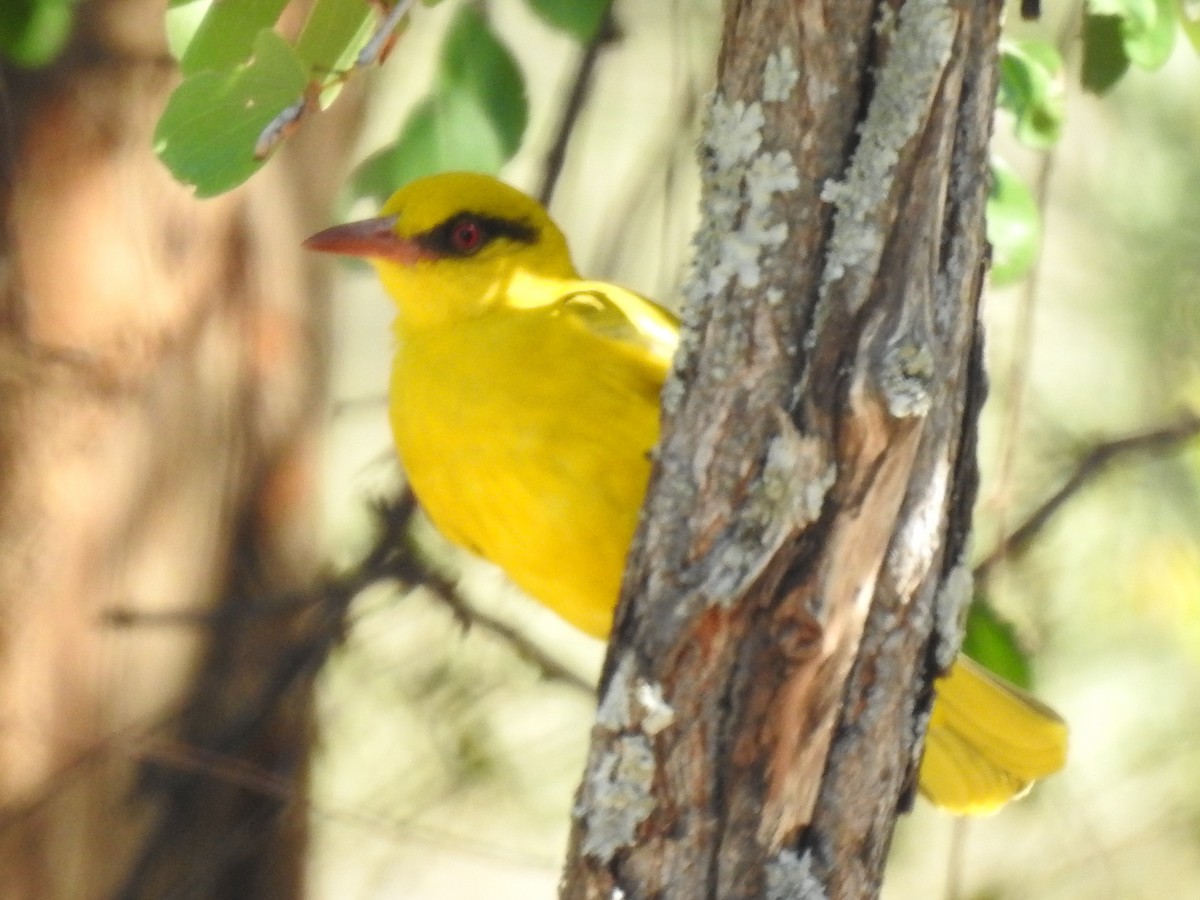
[
  {"left": 107, "top": 489, "right": 592, "bottom": 705},
  {"left": 537, "top": 7, "right": 621, "bottom": 206},
  {"left": 420, "top": 583, "right": 595, "bottom": 695},
  {"left": 975, "top": 412, "right": 1200, "bottom": 580}
]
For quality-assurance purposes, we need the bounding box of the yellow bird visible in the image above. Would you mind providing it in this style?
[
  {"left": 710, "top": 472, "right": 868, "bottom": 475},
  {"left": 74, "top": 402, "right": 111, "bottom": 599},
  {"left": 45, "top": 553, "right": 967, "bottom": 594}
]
[{"left": 306, "top": 171, "right": 1067, "bottom": 814}]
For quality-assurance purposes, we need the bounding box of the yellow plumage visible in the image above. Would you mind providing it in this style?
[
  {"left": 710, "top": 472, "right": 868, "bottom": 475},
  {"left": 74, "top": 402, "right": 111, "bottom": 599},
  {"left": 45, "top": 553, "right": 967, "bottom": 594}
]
[
  {"left": 306, "top": 171, "right": 1067, "bottom": 814},
  {"left": 391, "top": 287, "right": 668, "bottom": 636}
]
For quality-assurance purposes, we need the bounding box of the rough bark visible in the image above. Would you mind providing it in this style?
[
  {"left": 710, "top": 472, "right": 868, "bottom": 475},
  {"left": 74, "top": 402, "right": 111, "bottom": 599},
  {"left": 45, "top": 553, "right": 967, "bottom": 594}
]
[
  {"left": 562, "top": 1, "right": 1001, "bottom": 897},
  {"left": 0, "top": 3, "right": 354, "bottom": 897}
]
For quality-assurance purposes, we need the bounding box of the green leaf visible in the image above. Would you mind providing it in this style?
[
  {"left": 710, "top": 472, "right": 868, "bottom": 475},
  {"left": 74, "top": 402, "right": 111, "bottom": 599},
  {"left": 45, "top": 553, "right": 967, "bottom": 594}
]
[
  {"left": 433, "top": 87, "right": 509, "bottom": 169},
  {"left": 0, "top": 0, "right": 80, "bottom": 68},
  {"left": 524, "top": 0, "right": 610, "bottom": 42},
  {"left": 439, "top": 6, "right": 527, "bottom": 158},
  {"left": 1082, "top": 13, "right": 1131, "bottom": 93},
  {"left": 352, "top": 91, "right": 509, "bottom": 202},
  {"left": 294, "top": 0, "right": 374, "bottom": 74},
  {"left": 960, "top": 600, "right": 1032, "bottom": 690},
  {"left": 155, "top": 29, "right": 308, "bottom": 198},
  {"left": 987, "top": 158, "right": 1041, "bottom": 286},
  {"left": 1122, "top": 0, "right": 1177, "bottom": 68},
  {"left": 354, "top": 99, "right": 442, "bottom": 201},
  {"left": 1084, "top": 0, "right": 1176, "bottom": 92},
  {"left": 353, "top": 7, "right": 528, "bottom": 201},
  {"left": 997, "top": 40, "right": 1065, "bottom": 150},
  {"left": 179, "top": 0, "right": 289, "bottom": 76}
]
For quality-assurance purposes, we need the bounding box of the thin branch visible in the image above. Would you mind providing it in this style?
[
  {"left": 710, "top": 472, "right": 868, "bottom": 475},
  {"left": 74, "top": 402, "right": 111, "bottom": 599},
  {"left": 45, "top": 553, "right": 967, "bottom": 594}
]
[
  {"left": 357, "top": 0, "right": 419, "bottom": 68},
  {"left": 417, "top": 577, "right": 595, "bottom": 695},
  {"left": 255, "top": 0, "right": 417, "bottom": 160},
  {"left": 975, "top": 413, "right": 1200, "bottom": 580},
  {"left": 106, "top": 488, "right": 593, "bottom": 697},
  {"left": 374, "top": 500, "right": 594, "bottom": 692},
  {"left": 537, "top": 6, "right": 621, "bottom": 206}
]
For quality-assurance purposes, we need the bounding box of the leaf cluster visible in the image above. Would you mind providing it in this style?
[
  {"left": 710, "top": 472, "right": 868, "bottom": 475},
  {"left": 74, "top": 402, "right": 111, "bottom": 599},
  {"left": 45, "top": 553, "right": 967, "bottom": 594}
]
[
  {"left": 148, "top": 0, "right": 606, "bottom": 199},
  {"left": 1083, "top": 0, "right": 1183, "bottom": 92},
  {"left": 987, "top": 0, "right": 1190, "bottom": 288},
  {"left": 354, "top": 0, "right": 609, "bottom": 201},
  {"left": 988, "top": 39, "right": 1065, "bottom": 286}
]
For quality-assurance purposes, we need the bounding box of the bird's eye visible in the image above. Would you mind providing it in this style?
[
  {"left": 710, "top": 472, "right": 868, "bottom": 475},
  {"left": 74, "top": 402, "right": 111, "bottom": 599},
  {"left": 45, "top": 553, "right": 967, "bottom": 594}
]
[{"left": 450, "top": 218, "right": 484, "bottom": 254}]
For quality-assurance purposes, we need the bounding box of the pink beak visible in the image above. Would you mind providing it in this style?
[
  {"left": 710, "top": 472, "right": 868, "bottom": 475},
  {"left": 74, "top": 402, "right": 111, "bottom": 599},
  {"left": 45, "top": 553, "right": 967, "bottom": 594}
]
[{"left": 303, "top": 216, "right": 431, "bottom": 265}]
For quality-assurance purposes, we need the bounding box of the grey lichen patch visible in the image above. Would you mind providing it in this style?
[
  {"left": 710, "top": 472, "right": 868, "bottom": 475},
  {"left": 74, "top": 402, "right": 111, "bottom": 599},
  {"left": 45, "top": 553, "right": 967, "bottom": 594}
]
[
  {"left": 749, "top": 151, "right": 803, "bottom": 210},
  {"left": 702, "top": 413, "right": 834, "bottom": 607},
  {"left": 634, "top": 679, "right": 676, "bottom": 735},
  {"left": 597, "top": 656, "right": 676, "bottom": 736},
  {"left": 933, "top": 561, "right": 972, "bottom": 669},
  {"left": 578, "top": 734, "right": 658, "bottom": 861},
  {"left": 818, "top": 0, "right": 956, "bottom": 299},
  {"left": 702, "top": 542, "right": 764, "bottom": 604},
  {"left": 764, "top": 46, "right": 800, "bottom": 102},
  {"left": 755, "top": 413, "right": 836, "bottom": 530},
  {"left": 873, "top": 0, "right": 897, "bottom": 37},
  {"left": 596, "top": 655, "right": 637, "bottom": 730},
  {"left": 766, "top": 849, "right": 827, "bottom": 900},
  {"left": 880, "top": 342, "right": 935, "bottom": 418},
  {"left": 685, "top": 94, "right": 801, "bottom": 304},
  {"left": 664, "top": 91, "right": 801, "bottom": 418}
]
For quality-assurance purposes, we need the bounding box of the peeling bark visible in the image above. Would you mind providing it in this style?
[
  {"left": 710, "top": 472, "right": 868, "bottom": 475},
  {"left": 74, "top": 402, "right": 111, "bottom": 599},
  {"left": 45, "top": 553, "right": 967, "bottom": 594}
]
[{"left": 562, "top": 1, "right": 1002, "bottom": 897}]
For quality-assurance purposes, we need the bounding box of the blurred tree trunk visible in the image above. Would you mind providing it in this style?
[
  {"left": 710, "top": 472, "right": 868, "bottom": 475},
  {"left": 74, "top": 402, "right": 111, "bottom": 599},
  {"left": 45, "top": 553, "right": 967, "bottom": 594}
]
[
  {"left": 563, "top": 1, "right": 1000, "bottom": 897},
  {"left": 0, "top": 2, "right": 354, "bottom": 897}
]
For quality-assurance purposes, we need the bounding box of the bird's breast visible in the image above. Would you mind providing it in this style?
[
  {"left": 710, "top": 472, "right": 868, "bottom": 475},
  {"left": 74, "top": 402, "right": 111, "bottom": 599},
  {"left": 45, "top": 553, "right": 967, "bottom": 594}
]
[{"left": 389, "top": 311, "right": 662, "bottom": 637}]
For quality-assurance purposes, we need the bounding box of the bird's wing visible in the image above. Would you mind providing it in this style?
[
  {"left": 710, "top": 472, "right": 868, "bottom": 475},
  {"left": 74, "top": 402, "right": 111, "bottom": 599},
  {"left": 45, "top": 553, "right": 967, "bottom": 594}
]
[{"left": 553, "top": 283, "right": 680, "bottom": 369}]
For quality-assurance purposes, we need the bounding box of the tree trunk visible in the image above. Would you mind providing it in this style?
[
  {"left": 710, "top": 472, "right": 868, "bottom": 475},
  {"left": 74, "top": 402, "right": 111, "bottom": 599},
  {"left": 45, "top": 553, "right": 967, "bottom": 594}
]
[
  {"left": 0, "top": 3, "right": 353, "bottom": 897},
  {"left": 562, "top": 0, "right": 1001, "bottom": 897}
]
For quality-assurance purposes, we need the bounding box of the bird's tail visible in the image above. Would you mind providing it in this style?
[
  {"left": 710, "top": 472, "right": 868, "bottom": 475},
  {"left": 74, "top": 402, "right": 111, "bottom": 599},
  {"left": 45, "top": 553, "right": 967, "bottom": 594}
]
[{"left": 918, "top": 655, "right": 1068, "bottom": 814}]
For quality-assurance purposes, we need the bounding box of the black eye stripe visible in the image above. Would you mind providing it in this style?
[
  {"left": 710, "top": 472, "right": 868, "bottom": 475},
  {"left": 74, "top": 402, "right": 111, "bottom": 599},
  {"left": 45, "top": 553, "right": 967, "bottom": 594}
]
[{"left": 417, "top": 213, "right": 537, "bottom": 257}]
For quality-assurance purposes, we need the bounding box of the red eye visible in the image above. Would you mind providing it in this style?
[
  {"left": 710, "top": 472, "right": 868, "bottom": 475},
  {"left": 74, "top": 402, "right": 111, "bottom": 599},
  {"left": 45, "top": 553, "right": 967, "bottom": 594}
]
[{"left": 451, "top": 219, "right": 483, "bottom": 253}]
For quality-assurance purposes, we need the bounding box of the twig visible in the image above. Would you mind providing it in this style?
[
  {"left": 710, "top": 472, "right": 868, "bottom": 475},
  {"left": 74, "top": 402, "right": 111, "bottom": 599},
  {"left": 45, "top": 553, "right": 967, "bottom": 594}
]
[
  {"left": 357, "top": 0, "right": 418, "bottom": 68},
  {"left": 107, "top": 488, "right": 593, "bottom": 696},
  {"left": 101, "top": 491, "right": 416, "bottom": 628},
  {"left": 255, "top": 0, "right": 417, "bottom": 160},
  {"left": 537, "top": 6, "right": 621, "bottom": 206},
  {"left": 418, "top": 577, "right": 595, "bottom": 695},
  {"left": 974, "top": 413, "right": 1200, "bottom": 580},
  {"left": 375, "top": 506, "right": 594, "bottom": 693}
]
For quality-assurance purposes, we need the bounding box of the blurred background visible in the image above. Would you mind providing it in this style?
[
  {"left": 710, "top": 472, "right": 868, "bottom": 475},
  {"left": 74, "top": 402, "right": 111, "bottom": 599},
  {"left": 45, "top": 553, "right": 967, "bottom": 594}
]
[{"left": 1, "top": 0, "right": 1197, "bottom": 897}]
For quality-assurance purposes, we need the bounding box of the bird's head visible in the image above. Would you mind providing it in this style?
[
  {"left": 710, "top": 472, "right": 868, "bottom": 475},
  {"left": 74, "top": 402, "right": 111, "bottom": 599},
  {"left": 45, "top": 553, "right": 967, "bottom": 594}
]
[{"left": 305, "top": 172, "right": 578, "bottom": 329}]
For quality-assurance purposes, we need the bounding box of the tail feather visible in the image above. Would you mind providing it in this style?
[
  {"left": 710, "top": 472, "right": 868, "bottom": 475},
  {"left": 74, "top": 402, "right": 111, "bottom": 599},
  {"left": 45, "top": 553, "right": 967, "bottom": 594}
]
[{"left": 918, "top": 656, "right": 1068, "bottom": 815}]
